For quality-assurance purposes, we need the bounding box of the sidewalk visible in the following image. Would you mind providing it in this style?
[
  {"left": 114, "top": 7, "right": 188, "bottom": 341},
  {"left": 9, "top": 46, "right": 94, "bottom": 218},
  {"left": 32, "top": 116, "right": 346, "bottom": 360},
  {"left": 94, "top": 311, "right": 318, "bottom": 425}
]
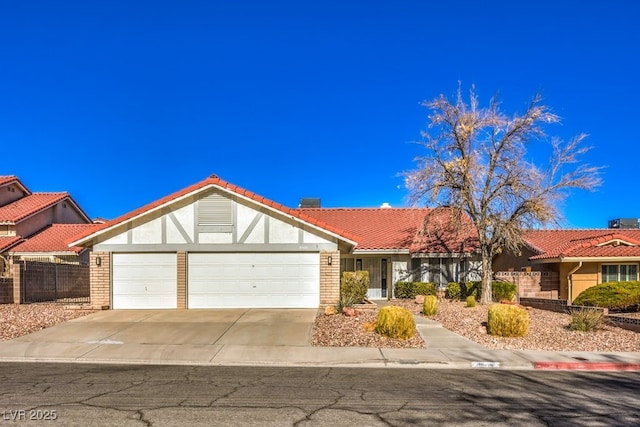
[{"left": 0, "top": 312, "right": 637, "bottom": 370}]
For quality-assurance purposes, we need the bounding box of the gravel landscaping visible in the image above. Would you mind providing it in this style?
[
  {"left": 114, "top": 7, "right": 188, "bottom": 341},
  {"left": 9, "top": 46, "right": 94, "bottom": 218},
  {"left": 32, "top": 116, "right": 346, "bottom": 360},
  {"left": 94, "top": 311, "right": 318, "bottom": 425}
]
[
  {"left": 0, "top": 304, "right": 98, "bottom": 341},
  {"left": 312, "top": 299, "right": 640, "bottom": 352}
]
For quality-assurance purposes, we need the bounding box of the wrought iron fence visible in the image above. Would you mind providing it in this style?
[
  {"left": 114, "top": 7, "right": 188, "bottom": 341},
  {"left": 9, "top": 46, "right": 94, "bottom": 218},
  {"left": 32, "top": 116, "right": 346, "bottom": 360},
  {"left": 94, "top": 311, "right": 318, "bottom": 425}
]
[{"left": 19, "top": 261, "right": 90, "bottom": 304}]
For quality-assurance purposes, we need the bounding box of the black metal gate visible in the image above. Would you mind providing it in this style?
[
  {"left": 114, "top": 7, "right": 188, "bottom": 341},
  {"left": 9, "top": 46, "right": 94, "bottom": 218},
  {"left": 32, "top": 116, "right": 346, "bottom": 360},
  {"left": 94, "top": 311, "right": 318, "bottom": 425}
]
[{"left": 20, "top": 261, "right": 90, "bottom": 304}]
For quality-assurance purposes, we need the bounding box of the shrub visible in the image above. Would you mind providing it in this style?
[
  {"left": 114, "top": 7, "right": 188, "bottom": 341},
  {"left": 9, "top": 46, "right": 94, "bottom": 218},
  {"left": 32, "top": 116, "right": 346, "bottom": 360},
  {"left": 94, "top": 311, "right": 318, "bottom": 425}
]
[
  {"left": 394, "top": 282, "right": 414, "bottom": 299},
  {"left": 573, "top": 282, "right": 640, "bottom": 311},
  {"left": 492, "top": 281, "right": 517, "bottom": 302},
  {"left": 463, "top": 281, "right": 482, "bottom": 300},
  {"left": 466, "top": 295, "right": 476, "bottom": 307},
  {"left": 423, "top": 295, "right": 438, "bottom": 315},
  {"left": 569, "top": 308, "right": 604, "bottom": 332},
  {"left": 487, "top": 304, "right": 529, "bottom": 337},
  {"left": 414, "top": 282, "right": 437, "bottom": 297},
  {"left": 341, "top": 271, "right": 369, "bottom": 304},
  {"left": 375, "top": 306, "right": 415, "bottom": 339},
  {"left": 335, "top": 293, "right": 357, "bottom": 313},
  {"left": 394, "top": 281, "right": 436, "bottom": 299},
  {"left": 446, "top": 282, "right": 462, "bottom": 300}
]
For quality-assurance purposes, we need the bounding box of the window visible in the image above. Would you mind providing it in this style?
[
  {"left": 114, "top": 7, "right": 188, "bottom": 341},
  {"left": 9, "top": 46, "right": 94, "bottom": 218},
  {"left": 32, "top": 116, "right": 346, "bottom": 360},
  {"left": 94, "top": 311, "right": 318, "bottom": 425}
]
[
  {"left": 601, "top": 264, "right": 638, "bottom": 283},
  {"left": 355, "top": 259, "right": 362, "bottom": 271}
]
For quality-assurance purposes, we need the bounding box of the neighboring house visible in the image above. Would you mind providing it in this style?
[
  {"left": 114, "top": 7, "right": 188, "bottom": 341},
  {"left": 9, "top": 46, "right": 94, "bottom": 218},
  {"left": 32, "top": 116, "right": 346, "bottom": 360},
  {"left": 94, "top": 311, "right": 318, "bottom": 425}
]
[
  {"left": 69, "top": 175, "right": 480, "bottom": 310},
  {"left": 0, "top": 175, "right": 93, "bottom": 275},
  {"left": 493, "top": 229, "right": 640, "bottom": 302}
]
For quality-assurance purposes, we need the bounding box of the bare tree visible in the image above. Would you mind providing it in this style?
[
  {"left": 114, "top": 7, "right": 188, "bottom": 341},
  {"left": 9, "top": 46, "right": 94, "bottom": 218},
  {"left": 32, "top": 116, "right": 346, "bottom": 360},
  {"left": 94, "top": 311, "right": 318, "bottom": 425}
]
[{"left": 405, "top": 85, "right": 602, "bottom": 304}]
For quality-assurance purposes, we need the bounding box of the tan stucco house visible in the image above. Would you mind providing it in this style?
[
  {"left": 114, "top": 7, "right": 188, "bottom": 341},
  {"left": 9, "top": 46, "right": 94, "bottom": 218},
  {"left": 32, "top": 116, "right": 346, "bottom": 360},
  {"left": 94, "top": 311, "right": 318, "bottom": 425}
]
[{"left": 494, "top": 229, "right": 640, "bottom": 302}]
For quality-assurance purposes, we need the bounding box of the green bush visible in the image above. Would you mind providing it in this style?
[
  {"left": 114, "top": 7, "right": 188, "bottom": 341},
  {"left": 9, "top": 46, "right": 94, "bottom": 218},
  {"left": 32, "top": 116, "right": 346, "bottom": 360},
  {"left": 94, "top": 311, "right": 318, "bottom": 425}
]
[
  {"left": 423, "top": 295, "right": 438, "bottom": 315},
  {"left": 394, "top": 281, "right": 436, "bottom": 299},
  {"left": 573, "top": 282, "right": 640, "bottom": 311},
  {"left": 492, "top": 281, "right": 517, "bottom": 302},
  {"left": 466, "top": 295, "right": 476, "bottom": 307},
  {"left": 569, "top": 308, "right": 604, "bottom": 332},
  {"left": 341, "top": 271, "right": 369, "bottom": 304},
  {"left": 375, "top": 306, "right": 415, "bottom": 339},
  {"left": 463, "top": 281, "right": 482, "bottom": 300},
  {"left": 414, "top": 282, "right": 437, "bottom": 297},
  {"left": 335, "top": 293, "right": 357, "bottom": 313},
  {"left": 446, "top": 282, "right": 462, "bottom": 300},
  {"left": 487, "top": 304, "right": 529, "bottom": 337}
]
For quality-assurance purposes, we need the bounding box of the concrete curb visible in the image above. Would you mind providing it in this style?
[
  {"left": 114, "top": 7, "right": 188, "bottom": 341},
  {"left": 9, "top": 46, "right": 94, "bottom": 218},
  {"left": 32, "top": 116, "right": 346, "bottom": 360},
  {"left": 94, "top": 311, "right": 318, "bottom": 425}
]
[{"left": 533, "top": 362, "right": 640, "bottom": 371}]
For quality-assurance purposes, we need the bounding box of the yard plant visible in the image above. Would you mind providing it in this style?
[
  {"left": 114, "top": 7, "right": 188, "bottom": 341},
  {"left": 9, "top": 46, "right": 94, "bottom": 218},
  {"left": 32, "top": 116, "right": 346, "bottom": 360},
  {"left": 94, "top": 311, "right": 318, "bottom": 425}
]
[
  {"left": 573, "top": 281, "right": 640, "bottom": 312},
  {"left": 340, "top": 271, "right": 369, "bottom": 304},
  {"left": 375, "top": 306, "right": 415, "bottom": 339},
  {"left": 394, "top": 281, "right": 436, "bottom": 299},
  {"left": 569, "top": 308, "right": 604, "bottom": 332},
  {"left": 487, "top": 304, "right": 529, "bottom": 337},
  {"left": 423, "top": 295, "right": 438, "bottom": 315}
]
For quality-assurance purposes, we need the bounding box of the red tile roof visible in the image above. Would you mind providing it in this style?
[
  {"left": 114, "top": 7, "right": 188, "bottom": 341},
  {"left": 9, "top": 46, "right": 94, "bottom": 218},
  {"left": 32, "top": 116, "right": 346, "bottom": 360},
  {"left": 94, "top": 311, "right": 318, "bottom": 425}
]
[
  {"left": 0, "top": 193, "right": 70, "bottom": 224},
  {"left": 9, "top": 224, "right": 99, "bottom": 254},
  {"left": 0, "top": 236, "right": 23, "bottom": 252},
  {"left": 524, "top": 229, "right": 640, "bottom": 260},
  {"left": 69, "top": 175, "right": 360, "bottom": 246},
  {"left": 299, "top": 207, "right": 479, "bottom": 253},
  {"left": 0, "top": 175, "right": 19, "bottom": 186}
]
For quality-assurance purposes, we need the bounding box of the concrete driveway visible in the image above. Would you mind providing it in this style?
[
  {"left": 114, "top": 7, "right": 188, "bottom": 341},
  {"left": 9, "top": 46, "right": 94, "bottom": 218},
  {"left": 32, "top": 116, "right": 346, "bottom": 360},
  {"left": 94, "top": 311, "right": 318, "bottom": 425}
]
[{"left": 0, "top": 309, "right": 318, "bottom": 364}]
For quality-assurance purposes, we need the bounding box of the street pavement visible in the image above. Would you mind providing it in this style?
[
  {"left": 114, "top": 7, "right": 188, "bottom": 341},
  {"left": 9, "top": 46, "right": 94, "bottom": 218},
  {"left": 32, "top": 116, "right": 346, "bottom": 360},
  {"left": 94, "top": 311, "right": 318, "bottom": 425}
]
[{"left": 0, "top": 308, "right": 637, "bottom": 371}]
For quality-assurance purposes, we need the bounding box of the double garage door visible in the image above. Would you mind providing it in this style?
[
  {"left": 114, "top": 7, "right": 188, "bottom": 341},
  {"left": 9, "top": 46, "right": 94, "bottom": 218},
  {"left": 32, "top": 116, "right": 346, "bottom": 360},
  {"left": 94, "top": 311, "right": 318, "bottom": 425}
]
[{"left": 112, "top": 253, "right": 320, "bottom": 309}]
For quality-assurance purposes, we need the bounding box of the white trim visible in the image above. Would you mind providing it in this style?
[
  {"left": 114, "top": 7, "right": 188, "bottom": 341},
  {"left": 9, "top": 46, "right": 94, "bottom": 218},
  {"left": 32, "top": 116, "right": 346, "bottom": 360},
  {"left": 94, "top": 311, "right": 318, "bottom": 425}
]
[{"left": 70, "top": 183, "right": 357, "bottom": 248}]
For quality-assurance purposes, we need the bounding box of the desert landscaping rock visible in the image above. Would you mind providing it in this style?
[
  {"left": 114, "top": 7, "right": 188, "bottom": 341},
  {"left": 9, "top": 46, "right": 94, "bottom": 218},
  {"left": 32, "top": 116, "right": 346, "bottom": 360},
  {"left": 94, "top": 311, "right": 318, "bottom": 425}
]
[
  {"left": 0, "top": 304, "right": 97, "bottom": 341},
  {"left": 312, "top": 299, "right": 639, "bottom": 352}
]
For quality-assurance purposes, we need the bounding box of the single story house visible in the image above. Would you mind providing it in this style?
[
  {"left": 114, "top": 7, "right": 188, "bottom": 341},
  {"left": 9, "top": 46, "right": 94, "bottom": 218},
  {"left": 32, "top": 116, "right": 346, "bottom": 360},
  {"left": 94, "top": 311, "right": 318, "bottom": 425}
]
[
  {"left": 69, "top": 175, "right": 480, "bottom": 310},
  {"left": 493, "top": 229, "right": 640, "bottom": 302}
]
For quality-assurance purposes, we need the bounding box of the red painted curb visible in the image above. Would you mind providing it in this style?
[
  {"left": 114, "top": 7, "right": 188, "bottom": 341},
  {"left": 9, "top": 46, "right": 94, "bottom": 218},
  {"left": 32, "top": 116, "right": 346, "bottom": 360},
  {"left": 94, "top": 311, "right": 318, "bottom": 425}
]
[{"left": 534, "top": 362, "right": 640, "bottom": 371}]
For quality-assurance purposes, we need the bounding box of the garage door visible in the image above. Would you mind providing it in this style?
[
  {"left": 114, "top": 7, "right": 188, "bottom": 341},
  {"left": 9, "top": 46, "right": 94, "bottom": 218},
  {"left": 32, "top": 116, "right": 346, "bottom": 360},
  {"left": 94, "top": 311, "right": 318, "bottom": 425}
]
[
  {"left": 188, "top": 253, "right": 319, "bottom": 308},
  {"left": 112, "top": 253, "right": 177, "bottom": 309}
]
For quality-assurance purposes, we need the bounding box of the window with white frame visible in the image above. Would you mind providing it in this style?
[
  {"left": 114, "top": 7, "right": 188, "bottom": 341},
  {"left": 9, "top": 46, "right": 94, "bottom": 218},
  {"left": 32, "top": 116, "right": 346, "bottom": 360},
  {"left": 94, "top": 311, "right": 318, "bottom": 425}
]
[{"left": 601, "top": 264, "right": 638, "bottom": 283}]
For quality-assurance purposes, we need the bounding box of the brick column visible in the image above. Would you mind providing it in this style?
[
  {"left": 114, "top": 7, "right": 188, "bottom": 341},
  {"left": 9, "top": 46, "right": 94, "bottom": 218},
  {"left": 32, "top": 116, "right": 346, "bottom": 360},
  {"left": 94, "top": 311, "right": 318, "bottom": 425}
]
[
  {"left": 12, "top": 263, "right": 21, "bottom": 304},
  {"left": 319, "top": 250, "right": 340, "bottom": 307},
  {"left": 177, "top": 251, "right": 187, "bottom": 309},
  {"left": 90, "top": 251, "right": 111, "bottom": 309}
]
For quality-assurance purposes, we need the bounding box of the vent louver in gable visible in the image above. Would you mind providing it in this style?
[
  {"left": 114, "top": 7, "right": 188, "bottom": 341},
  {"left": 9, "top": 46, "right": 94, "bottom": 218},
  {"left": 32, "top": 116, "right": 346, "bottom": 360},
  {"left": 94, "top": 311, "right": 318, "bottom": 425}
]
[{"left": 198, "top": 193, "right": 233, "bottom": 233}]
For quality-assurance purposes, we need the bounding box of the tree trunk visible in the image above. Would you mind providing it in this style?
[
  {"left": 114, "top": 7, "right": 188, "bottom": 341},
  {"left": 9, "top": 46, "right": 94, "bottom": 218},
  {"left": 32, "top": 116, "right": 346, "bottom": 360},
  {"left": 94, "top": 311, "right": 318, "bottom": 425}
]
[{"left": 480, "top": 254, "right": 493, "bottom": 305}]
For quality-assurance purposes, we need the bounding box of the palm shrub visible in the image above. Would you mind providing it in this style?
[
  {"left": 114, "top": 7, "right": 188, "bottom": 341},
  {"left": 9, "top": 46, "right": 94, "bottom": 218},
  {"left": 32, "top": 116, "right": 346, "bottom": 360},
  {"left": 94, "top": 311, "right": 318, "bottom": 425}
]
[
  {"left": 423, "top": 295, "right": 438, "bottom": 315},
  {"left": 341, "top": 271, "right": 369, "bottom": 304},
  {"left": 487, "top": 304, "right": 529, "bottom": 337},
  {"left": 573, "top": 282, "right": 640, "bottom": 311},
  {"left": 375, "top": 306, "right": 415, "bottom": 339},
  {"left": 466, "top": 295, "right": 476, "bottom": 307},
  {"left": 569, "top": 308, "right": 604, "bottom": 332}
]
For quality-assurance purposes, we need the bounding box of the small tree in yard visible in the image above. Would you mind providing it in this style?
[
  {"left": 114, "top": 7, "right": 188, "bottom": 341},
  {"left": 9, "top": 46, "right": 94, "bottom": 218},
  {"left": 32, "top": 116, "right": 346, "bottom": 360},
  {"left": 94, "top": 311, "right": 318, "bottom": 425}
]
[{"left": 405, "top": 85, "right": 602, "bottom": 304}]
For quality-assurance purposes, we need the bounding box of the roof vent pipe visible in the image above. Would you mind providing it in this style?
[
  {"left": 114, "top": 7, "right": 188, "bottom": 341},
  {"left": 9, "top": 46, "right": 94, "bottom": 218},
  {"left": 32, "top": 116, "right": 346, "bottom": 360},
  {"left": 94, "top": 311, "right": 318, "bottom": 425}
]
[{"left": 380, "top": 202, "right": 391, "bottom": 208}]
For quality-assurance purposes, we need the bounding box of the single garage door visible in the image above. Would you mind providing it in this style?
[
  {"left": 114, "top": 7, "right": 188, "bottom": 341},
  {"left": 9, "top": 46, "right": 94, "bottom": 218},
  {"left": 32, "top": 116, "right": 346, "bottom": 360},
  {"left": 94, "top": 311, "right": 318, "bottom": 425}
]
[
  {"left": 188, "top": 253, "right": 319, "bottom": 308},
  {"left": 112, "top": 253, "right": 177, "bottom": 309}
]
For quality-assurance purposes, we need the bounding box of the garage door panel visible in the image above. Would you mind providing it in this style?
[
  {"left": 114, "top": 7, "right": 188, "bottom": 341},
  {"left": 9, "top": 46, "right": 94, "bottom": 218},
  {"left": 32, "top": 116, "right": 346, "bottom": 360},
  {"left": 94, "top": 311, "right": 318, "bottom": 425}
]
[
  {"left": 188, "top": 253, "right": 319, "bottom": 308},
  {"left": 113, "top": 253, "right": 177, "bottom": 309}
]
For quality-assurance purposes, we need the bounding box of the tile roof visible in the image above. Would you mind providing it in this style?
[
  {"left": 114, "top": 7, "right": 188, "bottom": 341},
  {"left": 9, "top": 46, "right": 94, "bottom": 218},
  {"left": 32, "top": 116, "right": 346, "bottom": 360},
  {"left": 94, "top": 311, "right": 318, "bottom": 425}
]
[
  {"left": 0, "top": 236, "right": 23, "bottom": 252},
  {"left": 299, "top": 207, "right": 479, "bottom": 253},
  {"left": 524, "top": 229, "right": 640, "bottom": 260},
  {"left": 9, "top": 224, "right": 100, "bottom": 254},
  {"left": 0, "top": 175, "right": 19, "bottom": 186},
  {"left": 0, "top": 193, "right": 70, "bottom": 224},
  {"left": 69, "top": 175, "right": 360, "bottom": 246}
]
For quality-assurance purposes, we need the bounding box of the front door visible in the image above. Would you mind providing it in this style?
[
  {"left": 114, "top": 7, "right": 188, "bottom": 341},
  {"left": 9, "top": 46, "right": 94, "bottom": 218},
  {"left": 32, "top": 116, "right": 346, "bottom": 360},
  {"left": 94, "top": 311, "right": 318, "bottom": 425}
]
[{"left": 381, "top": 259, "right": 387, "bottom": 299}]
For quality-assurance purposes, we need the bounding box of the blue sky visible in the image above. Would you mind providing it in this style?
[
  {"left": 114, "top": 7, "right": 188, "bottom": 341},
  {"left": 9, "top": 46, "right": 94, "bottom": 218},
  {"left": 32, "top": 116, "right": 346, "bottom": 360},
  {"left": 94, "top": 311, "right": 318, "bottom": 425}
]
[{"left": 2, "top": 1, "right": 639, "bottom": 228}]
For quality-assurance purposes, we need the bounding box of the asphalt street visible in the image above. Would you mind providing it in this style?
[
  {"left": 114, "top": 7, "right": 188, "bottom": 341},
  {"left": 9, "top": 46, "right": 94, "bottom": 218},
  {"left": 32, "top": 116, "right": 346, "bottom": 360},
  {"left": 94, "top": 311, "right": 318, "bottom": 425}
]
[{"left": 0, "top": 363, "right": 638, "bottom": 426}]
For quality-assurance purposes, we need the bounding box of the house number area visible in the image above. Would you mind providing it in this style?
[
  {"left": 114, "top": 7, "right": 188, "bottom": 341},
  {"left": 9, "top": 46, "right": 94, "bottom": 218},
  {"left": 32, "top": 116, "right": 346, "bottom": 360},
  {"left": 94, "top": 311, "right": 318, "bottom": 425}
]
[{"left": 2, "top": 409, "right": 58, "bottom": 421}]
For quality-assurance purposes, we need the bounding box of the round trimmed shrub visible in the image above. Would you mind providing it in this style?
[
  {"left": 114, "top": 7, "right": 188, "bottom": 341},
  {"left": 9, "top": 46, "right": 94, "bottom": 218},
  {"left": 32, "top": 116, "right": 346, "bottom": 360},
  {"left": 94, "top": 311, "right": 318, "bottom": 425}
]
[
  {"left": 466, "top": 295, "right": 476, "bottom": 307},
  {"left": 446, "top": 282, "right": 462, "bottom": 300},
  {"left": 573, "top": 282, "right": 640, "bottom": 311},
  {"left": 375, "top": 306, "right": 415, "bottom": 339},
  {"left": 487, "top": 304, "right": 529, "bottom": 337}
]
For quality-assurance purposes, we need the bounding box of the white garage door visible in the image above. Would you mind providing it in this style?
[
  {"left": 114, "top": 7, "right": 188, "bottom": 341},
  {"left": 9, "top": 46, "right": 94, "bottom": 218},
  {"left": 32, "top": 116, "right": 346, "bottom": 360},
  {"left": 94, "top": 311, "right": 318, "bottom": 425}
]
[
  {"left": 112, "top": 253, "right": 177, "bottom": 309},
  {"left": 188, "top": 253, "right": 319, "bottom": 308}
]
